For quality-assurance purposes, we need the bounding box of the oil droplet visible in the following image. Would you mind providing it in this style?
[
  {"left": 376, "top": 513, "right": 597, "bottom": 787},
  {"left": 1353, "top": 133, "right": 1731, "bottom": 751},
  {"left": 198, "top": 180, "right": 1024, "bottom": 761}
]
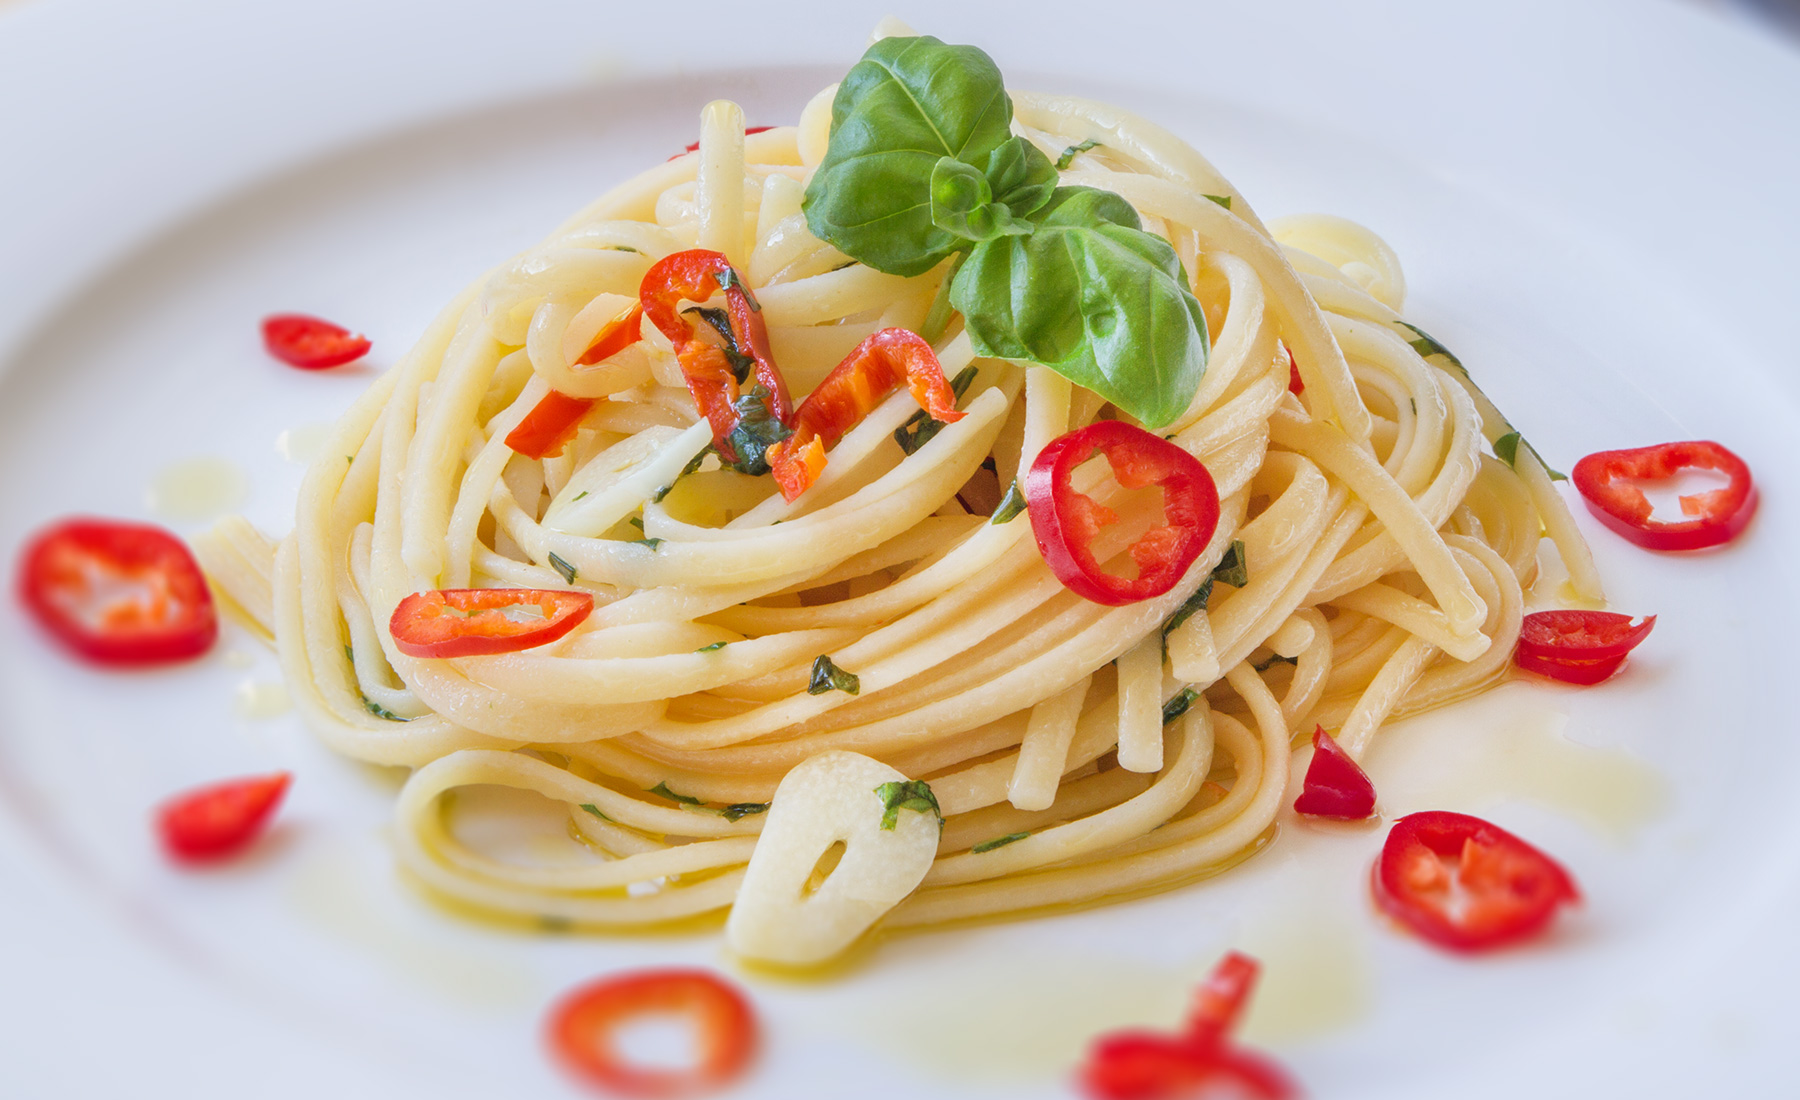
[
  {"left": 1365, "top": 691, "right": 1666, "bottom": 844},
  {"left": 234, "top": 679, "right": 289, "bottom": 719},
  {"left": 146, "top": 457, "right": 249, "bottom": 521},
  {"left": 275, "top": 422, "right": 334, "bottom": 464},
  {"left": 1237, "top": 913, "right": 1371, "bottom": 1044}
]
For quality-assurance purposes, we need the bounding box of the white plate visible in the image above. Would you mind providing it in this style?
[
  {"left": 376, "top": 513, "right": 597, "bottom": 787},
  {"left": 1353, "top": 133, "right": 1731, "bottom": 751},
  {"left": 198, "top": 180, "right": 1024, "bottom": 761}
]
[{"left": 2, "top": 1, "right": 1798, "bottom": 1097}]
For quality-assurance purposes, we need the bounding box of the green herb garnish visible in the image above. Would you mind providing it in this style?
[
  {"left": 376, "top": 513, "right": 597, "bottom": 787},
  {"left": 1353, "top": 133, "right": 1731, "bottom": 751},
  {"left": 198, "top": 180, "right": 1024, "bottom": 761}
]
[
  {"left": 649, "top": 782, "right": 703, "bottom": 806},
  {"left": 1204, "top": 194, "right": 1232, "bottom": 210},
  {"left": 573, "top": 490, "right": 589, "bottom": 501},
  {"left": 721, "top": 386, "right": 791, "bottom": 476},
  {"left": 894, "top": 364, "right": 978, "bottom": 454},
  {"left": 361, "top": 693, "right": 412, "bottom": 722},
  {"left": 630, "top": 537, "right": 663, "bottom": 551},
  {"left": 1396, "top": 321, "right": 1465, "bottom": 372},
  {"left": 1252, "top": 653, "right": 1299, "bottom": 672},
  {"left": 990, "top": 479, "right": 1027, "bottom": 524},
  {"left": 874, "top": 779, "right": 943, "bottom": 831},
  {"left": 682, "top": 305, "right": 758, "bottom": 385},
  {"left": 971, "top": 831, "right": 1029, "bottom": 853},
  {"left": 1163, "top": 578, "right": 1214, "bottom": 641},
  {"left": 1161, "top": 686, "right": 1199, "bottom": 725},
  {"left": 578, "top": 803, "right": 612, "bottom": 823},
  {"left": 1055, "top": 139, "right": 1101, "bottom": 170},
  {"left": 803, "top": 36, "right": 1207, "bottom": 428},
  {"left": 1212, "top": 540, "right": 1248, "bottom": 588},
  {"left": 695, "top": 641, "right": 729, "bottom": 653},
  {"left": 1493, "top": 431, "right": 1568, "bottom": 481},
  {"left": 721, "top": 802, "right": 769, "bottom": 822},
  {"left": 547, "top": 552, "right": 578, "bottom": 585},
  {"left": 714, "top": 265, "right": 760, "bottom": 310},
  {"left": 808, "top": 655, "right": 861, "bottom": 696}
]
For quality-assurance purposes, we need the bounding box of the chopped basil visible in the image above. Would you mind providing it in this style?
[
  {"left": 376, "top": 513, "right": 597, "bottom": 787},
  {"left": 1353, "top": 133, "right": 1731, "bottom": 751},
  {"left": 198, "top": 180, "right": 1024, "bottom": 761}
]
[
  {"left": 1252, "top": 653, "right": 1299, "bottom": 672},
  {"left": 695, "top": 641, "right": 729, "bottom": 653},
  {"left": 628, "top": 516, "right": 644, "bottom": 530},
  {"left": 990, "top": 479, "right": 1027, "bottom": 524},
  {"left": 1163, "top": 578, "right": 1214, "bottom": 641},
  {"left": 573, "top": 490, "right": 589, "bottom": 501},
  {"left": 721, "top": 385, "right": 791, "bottom": 476},
  {"left": 1493, "top": 431, "right": 1569, "bottom": 482},
  {"left": 1204, "top": 194, "right": 1232, "bottom": 210},
  {"left": 649, "top": 781, "right": 703, "bottom": 806},
  {"left": 361, "top": 693, "right": 412, "bottom": 722},
  {"left": 874, "top": 779, "right": 943, "bottom": 831},
  {"left": 714, "top": 265, "right": 760, "bottom": 310},
  {"left": 681, "top": 305, "right": 757, "bottom": 384},
  {"left": 548, "top": 552, "right": 578, "bottom": 585},
  {"left": 971, "top": 831, "right": 1029, "bottom": 853},
  {"left": 343, "top": 644, "right": 355, "bottom": 662},
  {"left": 602, "top": 245, "right": 641, "bottom": 254},
  {"left": 1396, "top": 321, "right": 1465, "bottom": 372},
  {"left": 1161, "top": 686, "right": 1199, "bottom": 724},
  {"left": 630, "top": 537, "right": 663, "bottom": 551},
  {"left": 1055, "top": 139, "right": 1101, "bottom": 170},
  {"left": 894, "top": 364, "right": 978, "bottom": 454},
  {"left": 538, "top": 915, "right": 574, "bottom": 932},
  {"left": 721, "top": 802, "right": 769, "bottom": 822},
  {"left": 1212, "top": 540, "right": 1248, "bottom": 588},
  {"left": 682, "top": 446, "right": 713, "bottom": 477},
  {"left": 651, "top": 483, "right": 674, "bottom": 503},
  {"left": 808, "top": 654, "right": 860, "bottom": 695},
  {"left": 578, "top": 802, "right": 613, "bottom": 822},
  {"left": 830, "top": 260, "right": 859, "bottom": 272}
]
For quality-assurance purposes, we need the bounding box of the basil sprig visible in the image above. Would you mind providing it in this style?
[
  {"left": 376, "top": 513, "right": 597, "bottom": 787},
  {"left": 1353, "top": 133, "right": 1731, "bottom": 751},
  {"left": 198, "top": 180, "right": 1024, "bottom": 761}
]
[{"left": 803, "top": 36, "right": 1208, "bottom": 428}]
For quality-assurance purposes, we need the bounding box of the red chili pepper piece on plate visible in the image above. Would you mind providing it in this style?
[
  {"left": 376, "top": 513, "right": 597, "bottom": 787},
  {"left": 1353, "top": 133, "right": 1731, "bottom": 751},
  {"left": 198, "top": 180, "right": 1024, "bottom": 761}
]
[
  {"left": 261, "top": 313, "right": 371, "bottom": 370},
  {"left": 768, "top": 327, "right": 964, "bottom": 501},
  {"left": 17, "top": 517, "right": 218, "bottom": 666},
  {"left": 639, "top": 249, "right": 793, "bottom": 467},
  {"left": 547, "top": 968, "right": 758, "bottom": 1097},
  {"left": 1292, "top": 726, "right": 1376, "bottom": 820},
  {"left": 1079, "top": 951, "right": 1297, "bottom": 1100},
  {"left": 1512, "top": 609, "right": 1655, "bottom": 685},
  {"left": 1571, "top": 440, "right": 1756, "bottom": 550},
  {"left": 157, "top": 772, "right": 291, "bottom": 863},
  {"left": 388, "top": 588, "right": 593, "bottom": 658},
  {"left": 504, "top": 302, "right": 647, "bottom": 460},
  {"left": 1284, "top": 346, "right": 1304, "bottom": 395},
  {"left": 1372, "top": 810, "right": 1579, "bottom": 952},
  {"left": 1025, "top": 421, "right": 1221, "bottom": 606}
]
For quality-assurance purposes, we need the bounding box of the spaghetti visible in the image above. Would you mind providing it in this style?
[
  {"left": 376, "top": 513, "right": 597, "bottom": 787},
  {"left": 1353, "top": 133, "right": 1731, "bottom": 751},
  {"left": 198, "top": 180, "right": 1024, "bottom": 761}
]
[{"left": 195, "top": 30, "right": 1603, "bottom": 961}]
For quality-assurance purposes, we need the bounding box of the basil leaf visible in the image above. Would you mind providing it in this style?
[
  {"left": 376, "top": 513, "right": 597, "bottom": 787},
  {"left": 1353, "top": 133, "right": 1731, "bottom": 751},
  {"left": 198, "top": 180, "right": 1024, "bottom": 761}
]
[
  {"left": 930, "top": 157, "right": 1034, "bottom": 242},
  {"left": 1212, "top": 540, "right": 1247, "bottom": 588},
  {"left": 971, "top": 831, "right": 1029, "bottom": 853},
  {"left": 983, "top": 136, "right": 1057, "bottom": 218},
  {"left": 721, "top": 802, "right": 768, "bottom": 822},
  {"left": 695, "top": 641, "right": 728, "bottom": 653},
  {"left": 629, "top": 537, "right": 663, "bottom": 551},
  {"left": 361, "top": 693, "right": 412, "bottom": 722},
  {"left": 1162, "top": 687, "right": 1199, "bottom": 724},
  {"left": 721, "top": 386, "right": 792, "bottom": 476},
  {"left": 1204, "top": 194, "right": 1232, "bottom": 210},
  {"left": 990, "top": 479, "right": 1027, "bottom": 524},
  {"left": 803, "top": 36, "right": 1015, "bottom": 277},
  {"left": 682, "top": 306, "right": 756, "bottom": 384},
  {"left": 1252, "top": 653, "right": 1299, "bottom": 672},
  {"left": 1493, "top": 431, "right": 1568, "bottom": 481},
  {"left": 895, "top": 364, "right": 978, "bottom": 454},
  {"left": 1162, "top": 577, "right": 1214, "bottom": 640},
  {"left": 649, "top": 782, "right": 703, "bottom": 806},
  {"left": 1055, "top": 138, "right": 1101, "bottom": 170},
  {"left": 951, "top": 187, "right": 1208, "bottom": 428},
  {"left": 1396, "top": 321, "right": 1466, "bottom": 372},
  {"left": 874, "top": 779, "right": 943, "bottom": 830},
  {"left": 578, "top": 802, "right": 612, "bottom": 823},
  {"left": 547, "top": 552, "right": 578, "bottom": 585},
  {"left": 808, "top": 654, "right": 861, "bottom": 695}
]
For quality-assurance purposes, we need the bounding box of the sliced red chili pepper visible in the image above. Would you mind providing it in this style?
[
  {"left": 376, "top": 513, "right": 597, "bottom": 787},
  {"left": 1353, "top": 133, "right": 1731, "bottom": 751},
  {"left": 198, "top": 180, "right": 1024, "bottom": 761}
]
[
  {"left": 768, "top": 328, "right": 964, "bottom": 501},
  {"left": 18, "top": 517, "right": 218, "bottom": 666},
  {"left": 1518, "top": 609, "right": 1656, "bottom": 663},
  {"left": 389, "top": 588, "right": 593, "bottom": 658},
  {"left": 261, "top": 313, "right": 371, "bottom": 370},
  {"left": 639, "top": 249, "right": 792, "bottom": 468},
  {"left": 157, "top": 772, "right": 291, "bottom": 863},
  {"left": 1292, "top": 726, "right": 1376, "bottom": 820},
  {"left": 1372, "top": 810, "right": 1579, "bottom": 952},
  {"left": 1572, "top": 440, "right": 1756, "bottom": 551},
  {"left": 1285, "top": 346, "right": 1304, "bottom": 395},
  {"left": 504, "top": 302, "right": 646, "bottom": 460},
  {"left": 547, "top": 968, "right": 758, "bottom": 1097},
  {"left": 1025, "top": 421, "right": 1220, "bottom": 606},
  {"left": 1079, "top": 952, "right": 1296, "bottom": 1100}
]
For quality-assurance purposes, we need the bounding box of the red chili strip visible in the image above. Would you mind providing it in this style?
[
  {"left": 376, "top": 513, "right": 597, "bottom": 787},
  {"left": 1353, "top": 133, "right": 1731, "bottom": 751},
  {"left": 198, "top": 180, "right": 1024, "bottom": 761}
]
[
  {"left": 389, "top": 588, "right": 593, "bottom": 658},
  {"left": 1372, "top": 811, "right": 1579, "bottom": 952},
  {"left": 547, "top": 969, "right": 758, "bottom": 1097},
  {"left": 505, "top": 302, "right": 647, "bottom": 459},
  {"left": 639, "top": 249, "right": 792, "bottom": 465},
  {"left": 1025, "top": 421, "right": 1221, "bottom": 606},
  {"left": 262, "top": 313, "right": 371, "bottom": 369},
  {"left": 1513, "top": 609, "right": 1654, "bottom": 685},
  {"left": 769, "top": 328, "right": 963, "bottom": 500},
  {"left": 1079, "top": 951, "right": 1296, "bottom": 1100},
  {"left": 1292, "top": 726, "right": 1376, "bottom": 820},
  {"left": 1572, "top": 440, "right": 1756, "bottom": 550},
  {"left": 158, "top": 772, "right": 291, "bottom": 863},
  {"left": 1285, "top": 346, "right": 1304, "bottom": 395},
  {"left": 18, "top": 517, "right": 218, "bottom": 666}
]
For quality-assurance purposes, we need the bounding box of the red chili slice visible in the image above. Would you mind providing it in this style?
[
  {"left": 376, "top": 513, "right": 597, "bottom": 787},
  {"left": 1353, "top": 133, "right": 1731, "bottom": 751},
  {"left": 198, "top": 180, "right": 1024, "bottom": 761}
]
[
  {"left": 1079, "top": 952, "right": 1296, "bottom": 1100},
  {"left": 261, "top": 313, "right": 371, "bottom": 370},
  {"left": 547, "top": 969, "right": 758, "bottom": 1097},
  {"left": 1284, "top": 346, "right": 1304, "bottom": 395},
  {"left": 18, "top": 517, "right": 218, "bottom": 666},
  {"left": 157, "top": 772, "right": 291, "bottom": 863},
  {"left": 1372, "top": 811, "right": 1579, "bottom": 952},
  {"left": 639, "top": 249, "right": 793, "bottom": 466},
  {"left": 1293, "top": 726, "right": 1376, "bottom": 820},
  {"left": 1572, "top": 440, "right": 1756, "bottom": 550},
  {"left": 768, "top": 327, "right": 963, "bottom": 501},
  {"left": 1025, "top": 421, "right": 1221, "bottom": 606},
  {"left": 505, "top": 303, "right": 647, "bottom": 460},
  {"left": 389, "top": 588, "right": 593, "bottom": 658}
]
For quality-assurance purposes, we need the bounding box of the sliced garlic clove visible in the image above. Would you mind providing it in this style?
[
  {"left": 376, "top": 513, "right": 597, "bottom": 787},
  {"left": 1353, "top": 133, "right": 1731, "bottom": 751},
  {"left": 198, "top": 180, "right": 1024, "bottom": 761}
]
[{"left": 726, "top": 751, "right": 938, "bottom": 966}]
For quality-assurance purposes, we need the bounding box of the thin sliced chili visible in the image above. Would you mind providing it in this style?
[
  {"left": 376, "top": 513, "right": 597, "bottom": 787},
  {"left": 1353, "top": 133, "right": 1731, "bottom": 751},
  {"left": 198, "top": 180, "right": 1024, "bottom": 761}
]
[
  {"left": 389, "top": 588, "right": 593, "bottom": 658},
  {"left": 1572, "top": 440, "right": 1756, "bottom": 550}
]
